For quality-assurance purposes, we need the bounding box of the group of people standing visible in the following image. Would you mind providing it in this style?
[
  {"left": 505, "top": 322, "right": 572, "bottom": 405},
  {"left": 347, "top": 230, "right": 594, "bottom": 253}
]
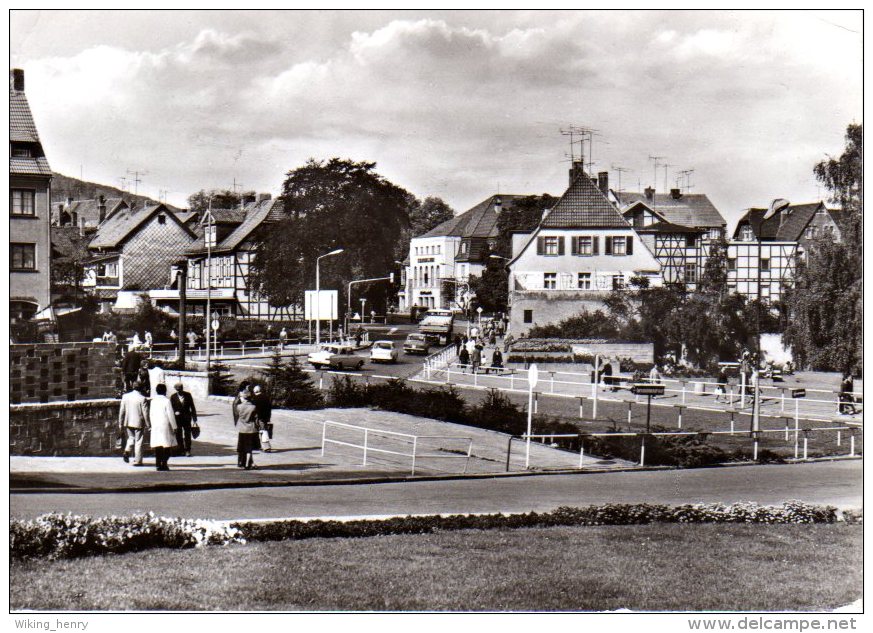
[
  {"left": 118, "top": 380, "right": 198, "bottom": 471},
  {"left": 232, "top": 381, "right": 273, "bottom": 470},
  {"left": 454, "top": 332, "right": 503, "bottom": 374}
]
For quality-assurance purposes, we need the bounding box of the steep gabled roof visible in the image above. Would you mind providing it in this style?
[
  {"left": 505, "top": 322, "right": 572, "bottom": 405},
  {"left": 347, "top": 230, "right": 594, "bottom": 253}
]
[
  {"left": 635, "top": 220, "right": 707, "bottom": 234},
  {"left": 187, "top": 198, "right": 283, "bottom": 254},
  {"left": 734, "top": 202, "right": 826, "bottom": 242},
  {"left": 61, "top": 197, "right": 127, "bottom": 226},
  {"left": 420, "top": 195, "right": 527, "bottom": 239},
  {"left": 616, "top": 191, "right": 726, "bottom": 229},
  {"left": 51, "top": 226, "right": 94, "bottom": 261},
  {"left": 88, "top": 203, "right": 194, "bottom": 249},
  {"left": 10, "top": 79, "right": 51, "bottom": 176},
  {"left": 541, "top": 171, "right": 629, "bottom": 228}
]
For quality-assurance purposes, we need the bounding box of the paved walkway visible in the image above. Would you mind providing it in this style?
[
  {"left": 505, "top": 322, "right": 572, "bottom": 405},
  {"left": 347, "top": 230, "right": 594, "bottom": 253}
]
[
  {"left": 10, "top": 398, "right": 631, "bottom": 491},
  {"left": 10, "top": 460, "right": 862, "bottom": 521}
]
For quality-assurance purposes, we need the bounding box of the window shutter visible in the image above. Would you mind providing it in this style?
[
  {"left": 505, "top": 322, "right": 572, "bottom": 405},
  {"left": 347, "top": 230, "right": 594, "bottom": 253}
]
[
  {"left": 536, "top": 237, "right": 544, "bottom": 255},
  {"left": 605, "top": 237, "right": 612, "bottom": 255},
  {"left": 558, "top": 236, "right": 565, "bottom": 256},
  {"left": 571, "top": 236, "right": 578, "bottom": 256},
  {"left": 593, "top": 236, "right": 599, "bottom": 255},
  {"left": 627, "top": 235, "right": 633, "bottom": 255}
]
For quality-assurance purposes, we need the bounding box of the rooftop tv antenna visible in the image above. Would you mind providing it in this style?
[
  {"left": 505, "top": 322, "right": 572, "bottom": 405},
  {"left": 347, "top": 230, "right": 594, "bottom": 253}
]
[
  {"left": 611, "top": 164, "right": 632, "bottom": 195},
  {"left": 118, "top": 176, "right": 129, "bottom": 193},
  {"left": 648, "top": 155, "right": 665, "bottom": 190},
  {"left": 678, "top": 169, "right": 695, "bottom": 193},
  {"left": 127, "top": 169, "right": 148, "bottom": 196}
]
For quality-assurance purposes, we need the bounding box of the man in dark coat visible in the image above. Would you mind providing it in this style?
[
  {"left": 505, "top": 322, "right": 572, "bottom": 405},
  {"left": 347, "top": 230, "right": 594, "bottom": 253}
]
[
  {"left": 170, "top": 382, "right": 198, "bottom": 456},
  {"left": 252, "top": 384, "right": 273, "bottom": 452},
  {"left": 121, "top": 347, "right": 143, "bottom": 391}
]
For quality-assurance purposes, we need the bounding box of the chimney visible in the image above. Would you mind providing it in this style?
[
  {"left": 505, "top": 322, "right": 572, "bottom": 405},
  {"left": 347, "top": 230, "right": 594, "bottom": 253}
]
[
  {"left": 97, "top": 195, "right": 107, "bottom": 223},
  {"left": 597, "top": 171, "right": 609, "bottom": 196},
  {"left": 670, "top": 188, "right": 682, "bottom": 200},
  {"left": 79, "top": 216, "right": 86, "bottom": 237},
  {"left": 494, "top": 196, "right": 502, "bottom": 214},
  {"left": 568, "top": 160, "right": 584, "bottom": 186},
  {"left": 11, "top": 68, "right": 24, "bottom": 91},
  {"left": 256, "top": 193, "right": 272, "bottom": 203},
  {"left": 241, "top": 191, "right": 257, "bottom": 207},
  {"left": 644, "top": 186, "right": 655, "bottom": 201}
]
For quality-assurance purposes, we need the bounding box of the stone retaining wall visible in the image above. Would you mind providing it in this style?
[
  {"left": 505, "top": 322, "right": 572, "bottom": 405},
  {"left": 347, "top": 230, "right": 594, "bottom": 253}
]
[{"left": 10, "top": 399, "right": 119, "bottom": 456}]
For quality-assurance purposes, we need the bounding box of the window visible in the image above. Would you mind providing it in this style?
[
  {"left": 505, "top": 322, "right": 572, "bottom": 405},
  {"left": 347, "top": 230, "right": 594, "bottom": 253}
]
[
  {"left": 158, "top": 214, "right": 166, "bottom": 225},
  {"left": 727, "top": 258, "right": 736, "bottom": 271},
  {"left": 205, "top": 225, "right": 217, "bottom": 247},
  {"left": 523, "top": 309, "right": 533, "bottom": 324},
  {"left": 760, "top": 258, "right": 770, "bottom": 272},
  {"left": 684, "top": 263, "right": 697, "bottom": 284},
  {"left": 544, "top": 237, "right": 559, "bottom": 255},
  {"left": 605, "top": 236, "right": 632, "bottom": 256},
  {"left": 686, "top": 235, "right": 697, "bottom": 248},
  {"left": 739, "top": 225, "right": 754, "bottom": 241},
  {"left": 709, "top": 228, "right": 723, "bottom": 240},
  {"left": 760, "top": 283, "right": 771, "bottom": 302},
  {"left": 10, "top": 189, "right": 35, "bottom": 216},
  {"left": 10, "top": 243, "right": 36, "bottom": 270},
  {"left": 578, "top": 272, "right": 591, "bottom": 290},
  {"left": 11, "top": 146, "right": 32, "bottom": 158},
  {"left": 612, "top": 274, "right": 625, "bottom": 290},
  {"left": 543, "top": 272, "right": 557, "bottom": 289},
  {"left": 611, "top": 236, "right": 627, "bottom": 255},
  {"left": 577, "top": 236, "right": 593, "bottom": 256}
]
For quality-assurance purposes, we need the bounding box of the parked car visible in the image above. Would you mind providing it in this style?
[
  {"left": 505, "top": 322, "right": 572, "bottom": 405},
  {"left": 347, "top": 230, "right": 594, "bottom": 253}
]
[
  {"left": 307, "top": 343, "right": 366, "bottom": 370},
  {"left": 370, "top": 340, "right": 399, "bottom": 363},
  {"left": 403, "top": 332, "right": 430, "bottom": 355}
]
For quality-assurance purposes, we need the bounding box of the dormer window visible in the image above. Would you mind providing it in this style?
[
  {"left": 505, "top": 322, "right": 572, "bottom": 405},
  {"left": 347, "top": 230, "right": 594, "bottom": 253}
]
[
  {"left": 11, "top": 146, "right": 31, "bottom": 158},
  {"left": 739, "top": 225, "right": 754, "bottom": 241},
  {"left": 205, "top": 225, "right": 217, "bottom": 247}
]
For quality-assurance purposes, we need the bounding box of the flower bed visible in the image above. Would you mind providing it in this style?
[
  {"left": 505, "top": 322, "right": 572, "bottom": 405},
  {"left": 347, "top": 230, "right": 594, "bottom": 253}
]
[{"left": 10, "top": 502, "right": 860, "bottom": 561}]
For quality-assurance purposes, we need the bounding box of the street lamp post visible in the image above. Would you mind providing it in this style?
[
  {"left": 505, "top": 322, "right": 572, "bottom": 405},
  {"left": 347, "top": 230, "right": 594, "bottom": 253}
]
[
  {"left": 316, "top": 249, "right": 344, "bottom": 346},
  {"left": 201, "top": 200, "right": 215, "bottom": 372}
]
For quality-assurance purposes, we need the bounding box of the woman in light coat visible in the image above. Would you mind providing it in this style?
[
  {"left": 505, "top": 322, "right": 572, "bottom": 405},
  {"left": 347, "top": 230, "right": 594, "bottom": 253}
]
[
  {"left": 235, "top": 390, "right": 261, "bottom": 470},
  {"left": 149, "top": 383, "right": 178, "bottom": 471}
]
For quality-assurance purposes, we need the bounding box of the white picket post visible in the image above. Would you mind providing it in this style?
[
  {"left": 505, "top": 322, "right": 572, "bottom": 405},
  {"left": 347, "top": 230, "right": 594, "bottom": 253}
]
[
  {"left": 411, "top": 436, "right": 417, "bottom": 475},
  {"left": 627, "top": 401, "right": 632, "bottom": 425},
  {"left": 362, "top": 428, "right": 369, "bottom": 465},
  {"left": 578, "top": 397, "right": 584, "bottom": 419},
  {"left": 321, "top": 423, "right": 327, "bottom": 456}
]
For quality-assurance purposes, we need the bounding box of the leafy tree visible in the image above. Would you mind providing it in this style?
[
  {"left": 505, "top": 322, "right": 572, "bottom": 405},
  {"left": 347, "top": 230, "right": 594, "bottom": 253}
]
[
  {"left": 250, "top": 159, "right": 414, "bottom": 314},
  {"left": 785, "top": 123, "right": 862, "bottom": 373},
  {"left": 467, "top": 244, "right": 509, "bottom": 314},
  {"left": 699, "top": 236, "right": 729, "bottom": 295},
  {"left": 494, "top": 194, "right": 558, "bottom": 257},
  {"left": 259, "top": 350, "right": 324, "bottom": 409},
  {"left": 409, "top": 196, "right": 455, "bottom": 236},
  {"left": 187, "top": 189, "right": 243, "bottom": 213}
]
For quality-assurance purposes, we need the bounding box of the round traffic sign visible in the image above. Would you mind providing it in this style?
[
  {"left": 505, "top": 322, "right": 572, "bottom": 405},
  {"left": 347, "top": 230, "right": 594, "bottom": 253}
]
[
  {"left": 528, "top": 363, "right": 539, "bottom": 389},
  {"left": 211, "top": 319, "right": 219, "bottom": 331}
]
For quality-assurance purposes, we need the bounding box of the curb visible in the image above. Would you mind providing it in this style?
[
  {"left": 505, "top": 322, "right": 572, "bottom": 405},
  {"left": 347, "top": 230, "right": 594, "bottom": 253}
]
[{"left": 9, "top": 455, "right": 861, "bottom": 495}]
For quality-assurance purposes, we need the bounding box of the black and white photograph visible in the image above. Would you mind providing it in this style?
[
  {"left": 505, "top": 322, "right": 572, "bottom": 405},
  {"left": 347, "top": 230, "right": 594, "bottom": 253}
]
[{"left": 6, "top": 7, "right": 864, "bottom": 623}]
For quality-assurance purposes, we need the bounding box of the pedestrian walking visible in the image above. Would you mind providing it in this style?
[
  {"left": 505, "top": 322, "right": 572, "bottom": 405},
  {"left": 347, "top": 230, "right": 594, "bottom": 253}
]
[
  {"left": 170, "top": 329, "right": 177, "bottom": 343},
  {"left": 649, "top": 364, "right": 661, "bottom": 384},
  {"left": 839, "top": 373, "right": 856, "bottom": 415},
  {"left": 715, "top": 368, "right": 729, "bottom": 403},
  {"left": 170, "top": 382, "right": 198, "bottom": 456},
  {"left": 454, "top": 333, "right": 462, "bottom": 356},
  {"left": 458, "top": 346, "right": 470, "bottom": 372},
  {"left": 235, "top": 389, "right": 260, "bottom": 469},
  {"left": 149, "top": 383, "right": 178, "bottom": 471},
  {"left": 465, "top": 338, "right": 476, "bottom": 356},
  {"left": 148, "top": 361, "right": 166, "bottom": 398},
  {"left": 121, "top": 347, "right": 143, "bottom": 391},
  {"left": 233, "top": 381, "right": 251, "bottom": 424},
  {"left": 253, "top": 384, "right": 273, "bottom": 452},
  {"left": 131, "top": 332, "right": 143, "bottom": 350},
  {"left": 279, "top": 327, "right": 288, "bottom": 349},
  {"left": 118, "top": 382, "right": 149, "bottom": 466},
  {"left": 355, "top": 327, "right": 363, "bottom": 347},
  {"left": 144, "top": 330, "right": 153, "bottom": 350},
  {"left": 137, "top": 360, "right": 151, "bottom": 398},
  {"left": 471, "top": 344, "right": 482, "bottom": 374},
  {"left": 186, "top": 330, "right": 198, "bottom": 349}
]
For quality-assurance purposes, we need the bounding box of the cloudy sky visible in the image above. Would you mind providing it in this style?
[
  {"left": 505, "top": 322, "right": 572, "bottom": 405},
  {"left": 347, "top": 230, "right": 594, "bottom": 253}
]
[{"left": 10, "top": 10, "right": 862, "bottom": 229}]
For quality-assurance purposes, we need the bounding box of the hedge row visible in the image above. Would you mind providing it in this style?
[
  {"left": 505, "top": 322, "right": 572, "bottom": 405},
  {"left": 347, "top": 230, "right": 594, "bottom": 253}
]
[{"left": 11, "top": 502, "right": 859, "bottom": 561}]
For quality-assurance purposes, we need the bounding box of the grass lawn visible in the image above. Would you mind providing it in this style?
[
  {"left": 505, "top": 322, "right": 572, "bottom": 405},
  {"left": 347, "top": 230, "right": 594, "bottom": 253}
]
[{"left": 11, "top": 523, "right": 861, "bottom": 612}]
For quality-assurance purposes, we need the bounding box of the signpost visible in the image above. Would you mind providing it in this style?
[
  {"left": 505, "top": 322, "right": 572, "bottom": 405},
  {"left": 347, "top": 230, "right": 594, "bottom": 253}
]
[
  {"left": 631, "top": 383, "right": 665, "bottom": 467},
  {"left": 526, "top": 364, "right": 539, "bottom": 469},
  {"left": 791, "top": 388, "right": 806, "bottom": 447}
]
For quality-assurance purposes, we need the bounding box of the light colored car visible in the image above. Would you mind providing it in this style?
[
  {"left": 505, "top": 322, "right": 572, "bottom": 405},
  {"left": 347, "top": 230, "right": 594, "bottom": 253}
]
[
  {"left": 403, "top": 333, "right": 430, "bottom": 355},
  {"left": 370, "top": 340, "right": 399, "bottom": 363},
  {"left": 307, "top": 343, "right": 366, "bottom": 370}
]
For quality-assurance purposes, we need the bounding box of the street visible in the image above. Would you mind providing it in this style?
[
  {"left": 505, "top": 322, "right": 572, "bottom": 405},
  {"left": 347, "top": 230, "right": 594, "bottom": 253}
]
[{"left": 10, "top": 459, "right": 861, "bottom": 521}]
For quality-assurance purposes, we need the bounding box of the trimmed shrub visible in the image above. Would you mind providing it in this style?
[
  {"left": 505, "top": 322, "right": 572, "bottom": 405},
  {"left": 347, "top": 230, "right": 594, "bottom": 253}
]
[
  {"left": 11, "top": 502, "right": 845, "bottom": 561},
  {"left": 259, "top": 351, "right": 324, "bottom": 409}
]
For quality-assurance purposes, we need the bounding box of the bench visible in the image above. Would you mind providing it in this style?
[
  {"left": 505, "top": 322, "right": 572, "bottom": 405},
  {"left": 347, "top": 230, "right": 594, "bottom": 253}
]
[{"left": 481, "top": 365, "right": 513, "bottom": 376}]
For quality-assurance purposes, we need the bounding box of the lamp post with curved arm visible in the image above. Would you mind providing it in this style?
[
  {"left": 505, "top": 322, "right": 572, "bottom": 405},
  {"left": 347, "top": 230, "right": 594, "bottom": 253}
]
[{"left": 315, "top": 248, "right": 344, "bottom": 346}]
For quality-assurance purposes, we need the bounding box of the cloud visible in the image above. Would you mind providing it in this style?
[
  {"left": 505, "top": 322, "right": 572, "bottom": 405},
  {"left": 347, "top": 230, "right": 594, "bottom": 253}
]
[{"left": 17, "top": 12, "right": 862, "bottom": 226}]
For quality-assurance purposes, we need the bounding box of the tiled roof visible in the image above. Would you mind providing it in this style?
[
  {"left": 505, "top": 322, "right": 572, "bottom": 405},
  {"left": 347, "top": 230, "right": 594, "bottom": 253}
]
[
  {"left": 187, "top": 198, "right": 282, "bottom": 254},
  {"left": 616, "top": 192, "right": 726, "bottom": 229},
  {"left": 541, "top": 172, "right": 629, "bottom": 228},
  {"left": 10, "top": 156, "right": 52, "bottom": 176},
  {"left": 10, "top": 86, "right": 41, "bottom": 142},
  {"left": 421, "top": 195, "right": 526, "bottom": 239},
  {"left": 89, "top": 203, "right": 192, "bottom": 249},
  {"left": 635, "top": 220, "right": 706, "bottom": 234},
  {"left": 10, "top": 81, "right": 52, "bottom": 175},
  {"left": 51, "top": 226, "right": 94, "bottom": 261},
  {"left": 61, "top": 198, "right": 127, "bottom": 226},
  {"left": 734, "top": 202, "right": 825, "bottom": 242}
]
